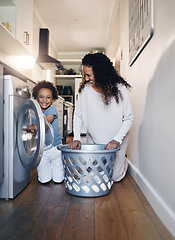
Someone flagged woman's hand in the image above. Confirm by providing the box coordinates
[69,140,81,150]
[105,140,119,150]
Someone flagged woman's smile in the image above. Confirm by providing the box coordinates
[83,65,96,87]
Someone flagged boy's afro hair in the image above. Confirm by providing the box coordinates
[32,80,58,100]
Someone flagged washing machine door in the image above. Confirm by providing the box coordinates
[17,99,53,170]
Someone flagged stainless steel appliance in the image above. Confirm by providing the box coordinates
[0,75,52,199]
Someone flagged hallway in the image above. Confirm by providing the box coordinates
[0,169,173,240]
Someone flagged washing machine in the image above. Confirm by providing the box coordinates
[0,75,53,199]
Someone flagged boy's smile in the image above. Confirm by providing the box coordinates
[37,88,54,112]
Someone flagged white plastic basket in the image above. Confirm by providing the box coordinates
[58,144,120,197]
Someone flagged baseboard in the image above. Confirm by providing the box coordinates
[128,160,175,238]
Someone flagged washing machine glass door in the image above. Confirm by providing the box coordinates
[17,99,53,170]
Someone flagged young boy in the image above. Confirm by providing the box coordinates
[32,80,64,183]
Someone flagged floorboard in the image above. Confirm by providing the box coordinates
[95,189,128,240]
[115,187,162,240]
[0,138,174,240]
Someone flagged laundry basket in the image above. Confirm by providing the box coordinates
[58,144,120,197]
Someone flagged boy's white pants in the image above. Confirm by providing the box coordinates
[37,146,64,183]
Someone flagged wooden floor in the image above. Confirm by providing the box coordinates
[0,138,174,240]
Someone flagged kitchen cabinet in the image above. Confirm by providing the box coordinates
[0,23,29,56]
[0,0,16,36]
[16,0,33,54]
[0,0,33,55]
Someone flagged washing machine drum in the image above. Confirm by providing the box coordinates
[17,99,53,170]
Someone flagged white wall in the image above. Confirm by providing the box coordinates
[106,0,175,237]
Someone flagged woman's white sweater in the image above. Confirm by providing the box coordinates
[73,83,134,144]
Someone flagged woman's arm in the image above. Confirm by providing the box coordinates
[73,95,83,141]
[113,87,134,144]
[68,94,83,150]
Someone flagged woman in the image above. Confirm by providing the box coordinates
[69,53,134,181]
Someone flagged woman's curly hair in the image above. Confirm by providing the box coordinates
[79,53,131,105]
[32,80,58,100]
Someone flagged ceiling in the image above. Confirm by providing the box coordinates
[34,0,116,57]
